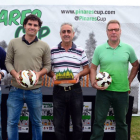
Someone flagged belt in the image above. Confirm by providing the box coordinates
[55,83,80,91]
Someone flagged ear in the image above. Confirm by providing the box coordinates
[73,32,75,36]
[38,27,40,31]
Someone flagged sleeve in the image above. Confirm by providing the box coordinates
[42,44,51,73]
[81,50,89,66]
[92,48,100,66]
[129,46,138,63]
[5,40,15,73]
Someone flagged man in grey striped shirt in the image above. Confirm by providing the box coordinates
[48,23,89,140]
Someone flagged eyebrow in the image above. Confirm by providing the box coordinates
[28,23,38,26]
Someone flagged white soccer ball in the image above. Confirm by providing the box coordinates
[19,70,36,88]
[96,72,112,88]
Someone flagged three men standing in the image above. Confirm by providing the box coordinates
[4,14,138,140]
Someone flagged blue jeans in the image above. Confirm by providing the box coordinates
[0,90,2,140]
[53,83,83,140]
[7,87,42,140]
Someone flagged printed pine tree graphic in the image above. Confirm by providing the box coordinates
[73,27,80,41]
[85,32,97,66]
[56,68,74,80]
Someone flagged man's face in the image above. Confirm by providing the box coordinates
[24,20,40,37]
[60,24,75,43]
[107,23,121,42]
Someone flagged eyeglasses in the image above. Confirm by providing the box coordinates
[107,28,120,32]
[61,30,72,34]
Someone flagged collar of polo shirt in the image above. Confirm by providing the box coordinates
[106,40,122,49]
[58,42,76,49]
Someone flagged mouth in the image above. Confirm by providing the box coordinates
[64,37,70,39]
[64,35,70,38]
[111,36,117,38]
[29,29,35,32]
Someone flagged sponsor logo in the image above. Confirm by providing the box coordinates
[111,127,114,130]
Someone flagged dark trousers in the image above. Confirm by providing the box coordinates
[90,90,129,140]
[53,83,83,140]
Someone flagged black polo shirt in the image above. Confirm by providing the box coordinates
[22,35,38,45]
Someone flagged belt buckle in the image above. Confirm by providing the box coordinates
[64,86,71,91]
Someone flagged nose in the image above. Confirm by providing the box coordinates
[112,30,116,33]
[64,32,68,35]
[31,25,34,28]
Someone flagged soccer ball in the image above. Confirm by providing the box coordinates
[96,72,112,88]
[19,70,36,88]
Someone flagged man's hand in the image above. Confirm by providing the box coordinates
[15,71,21,85]
[90,63,105,90]
[92,80,108,90]
[10,69,21,85]
[34,71,40,85]
[74,74,80,83]
[128,82,131,94]
[34,68,48,85]
[52,75,56,83]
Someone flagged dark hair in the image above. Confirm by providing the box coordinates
[23,14,42,28]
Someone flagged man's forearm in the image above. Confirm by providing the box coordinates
[128,60,139,84]
[90,64,97,86]
[78,65,90,77]
[38,68,48,78]
[10,69,18,78]
[128,67,139,84]
[90,68,96,86]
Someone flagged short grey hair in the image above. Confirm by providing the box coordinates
[60,23,75,32]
